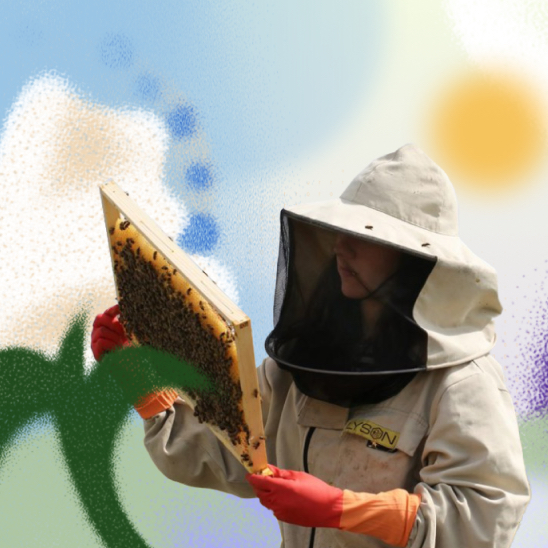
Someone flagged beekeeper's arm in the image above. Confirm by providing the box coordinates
[408,363,530,548]
[142,356,279,498]
[247,361,530,548]
[92,305,279,498]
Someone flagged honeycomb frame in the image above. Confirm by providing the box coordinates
[99,181,269,475]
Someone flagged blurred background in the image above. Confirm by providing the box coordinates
[0,1,547,546]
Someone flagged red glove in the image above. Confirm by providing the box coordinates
[246,465,420,547]
[91,304,179,419]
[91,304,130,361]
[246,465,343,528]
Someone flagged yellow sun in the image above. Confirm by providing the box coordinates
[427,70,547,191]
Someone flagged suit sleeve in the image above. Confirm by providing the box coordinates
[142,357,275,498]
[407,368,530,548]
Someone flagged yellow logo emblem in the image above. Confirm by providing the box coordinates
[343,419,400,450]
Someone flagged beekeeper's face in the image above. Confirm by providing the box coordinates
[333,233,402,299]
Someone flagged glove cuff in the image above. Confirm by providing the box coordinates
[339,488,421,547]
[135,389,180,419]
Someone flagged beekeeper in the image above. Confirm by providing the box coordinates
[92,144,530,548]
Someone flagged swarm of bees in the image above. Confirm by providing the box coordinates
[109,218,250,451]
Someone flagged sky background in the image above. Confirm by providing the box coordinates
[1,0,547,546]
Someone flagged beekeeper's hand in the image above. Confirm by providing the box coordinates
[246,465,342,527]
[246,465,420,548]
[91,304,179,419]
[91,304,130,361]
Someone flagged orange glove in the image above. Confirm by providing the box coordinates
[91,304,178,419]
[246,465,420,547]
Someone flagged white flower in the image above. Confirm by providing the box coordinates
[0,71,238,371]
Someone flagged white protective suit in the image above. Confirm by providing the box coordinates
[143,144,530,548]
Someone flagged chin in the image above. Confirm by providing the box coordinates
[341,283,368,300]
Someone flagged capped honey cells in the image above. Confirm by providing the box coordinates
[109,218,249,448]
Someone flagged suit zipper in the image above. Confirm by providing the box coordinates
[304,427,316,548]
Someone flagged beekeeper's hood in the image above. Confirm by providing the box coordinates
[265,144,502,407]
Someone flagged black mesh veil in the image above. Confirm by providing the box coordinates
[265,210,437,407]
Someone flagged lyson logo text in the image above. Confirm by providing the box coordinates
[343,419,400,450]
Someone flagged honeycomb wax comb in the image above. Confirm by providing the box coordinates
[99,181,270,475]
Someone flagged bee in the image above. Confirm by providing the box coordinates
[252,441,261,450]
[365,225,373,229]
[119,220,130,230]
[253,389,259,398]
[109,227,115,235]
[153,251,158,260]
[186,287,192,295]
[421,243,430,247]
